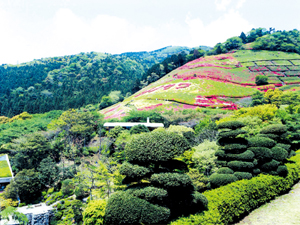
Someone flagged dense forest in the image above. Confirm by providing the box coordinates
[0,46,196,117]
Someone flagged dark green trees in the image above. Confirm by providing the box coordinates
[212,121,252,188]
[212,121,291,189]
[105,131,208,224]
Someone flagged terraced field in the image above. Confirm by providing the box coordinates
[101,50,300,119]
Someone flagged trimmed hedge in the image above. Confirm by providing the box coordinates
[248,136,276,148]
[125,187,168,204]
[105,192,170,225]
[227,161,254,171]
[170,151,300,225]
[271,147,288,161]
[125,131,190,163]
[276,143,291,152]
[233,172,253,180]
[226,150,255,161]
[217,167,234,174]
[209,174,238,189]
[217,138,248,147]
[260,124,287,134]
[119,162,151,181]
[222,144,247,151]
[217,121,245,130]
[150,173,193,190]
[218,130,247,139]
[261,159,280,172]
[256,133,279,140]
[248,147,273,162]
[215,150,226,158]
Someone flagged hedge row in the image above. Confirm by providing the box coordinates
[170,151,300,225]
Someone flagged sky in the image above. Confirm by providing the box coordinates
[0,0,299,65]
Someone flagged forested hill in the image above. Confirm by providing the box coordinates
[0,46,200,117]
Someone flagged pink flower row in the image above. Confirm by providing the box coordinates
[134,83,191,97]
[102,105,121,114]
[137,104,163,111]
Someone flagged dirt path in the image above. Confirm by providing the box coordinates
[235,182,300,225]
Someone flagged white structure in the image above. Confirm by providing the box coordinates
[104,117,164,130]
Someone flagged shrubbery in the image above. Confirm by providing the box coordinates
[105,130,208,224]
[171,151,300,225]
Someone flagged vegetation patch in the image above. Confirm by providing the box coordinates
[0,160,12,178]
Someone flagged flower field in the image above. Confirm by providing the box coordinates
[100,50,300,118]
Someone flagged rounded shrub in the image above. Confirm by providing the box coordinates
[222,144,248,151]
[125,131,190,163]
[277,165,288,177]
[130,124,150,135]
[219,130,247,139]
[227,161,254,171]
[216,167,234,174]
[261,159,280,172]
[215,150,226,158]
[217,121,245,130]
[271,147,288,161]
[248,136,276,148]
[260,124,287,134]
[209,173,238,189]
[126,187,168,205]
[256,134,279,140]
[253,168,261,174]
[248,147,273,162]
[233,172,253,180]
[275,143,291,152]
[119,162,151,182]
[215,160,227,167]
[289,150,296,158]
[226,150,255,161]
[217,137,248,147]
[105,192,170,225]
[150,173,193,190]
[192,191,208,210]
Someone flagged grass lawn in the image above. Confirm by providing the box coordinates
[0,160,12,178]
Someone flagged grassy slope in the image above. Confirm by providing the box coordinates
[101,50,300,119]
[0,160,12,178]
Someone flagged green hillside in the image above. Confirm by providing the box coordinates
[0,46,197,117]
[101,50,300,120]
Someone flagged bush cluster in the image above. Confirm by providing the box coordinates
[105,130,208,224]
[212,121,252,188]
[171,151,300,225]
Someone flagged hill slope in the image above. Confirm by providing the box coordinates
[101,50,300,120]
[0,46,199,117]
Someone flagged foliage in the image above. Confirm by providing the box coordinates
[167,125,195,136]
[0,206,29,225]
[255,75,268,85]
[105,191,170,225]
[0,48,190,117]
[106,130,207,224]
[192,140,218,175]
[125,131,190,163]
[264,89,283,107]
[61,179,74,197]
[83,199,107,225]
[129,124,149,135]
[122,109,164,123]
[37,157,60,188]
[3,169,42,204]
[106,126,125,139]
[209,173,238,189]
[171,151,300,225]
